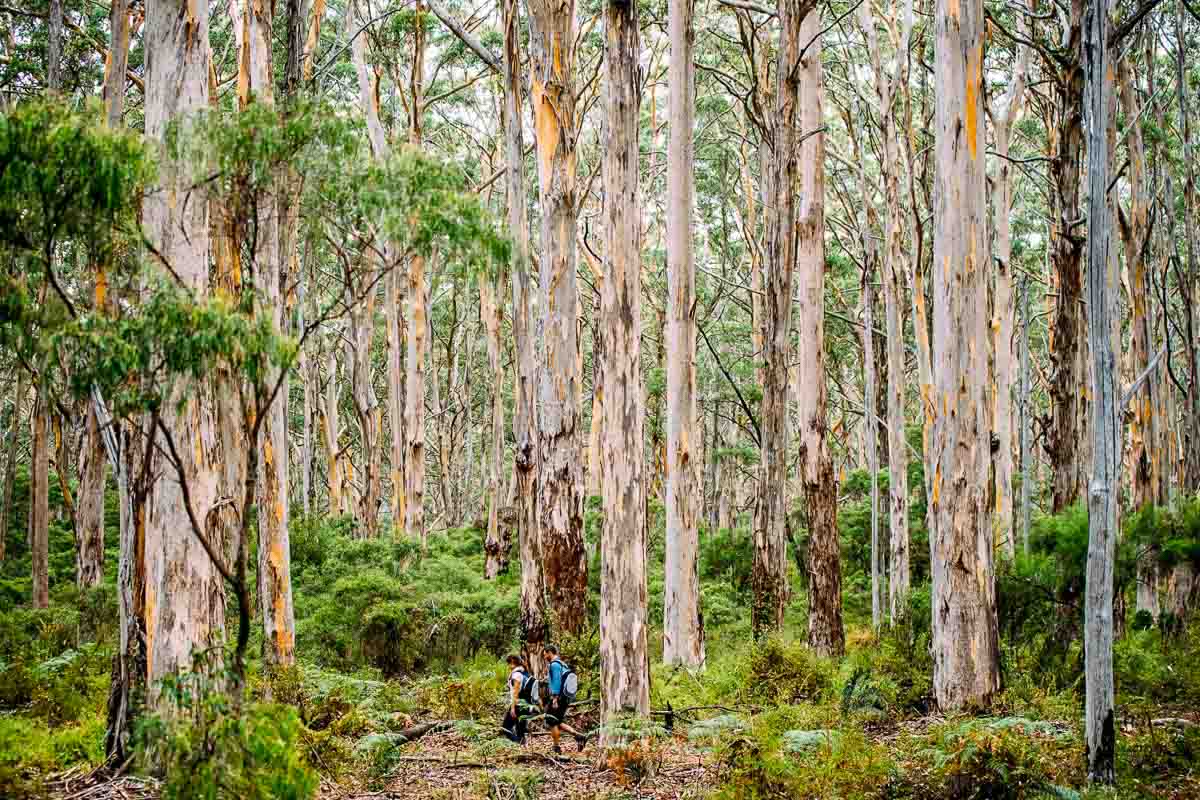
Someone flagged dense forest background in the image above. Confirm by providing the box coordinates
[2,0,1200,796]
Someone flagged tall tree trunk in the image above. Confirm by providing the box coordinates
[504,0,546,667]
[989,5,1028,559]
[47,0,63,92]
[387,268,405,530]
[1082,0,1116,781]
[663,0,704,667]
[929,0,999,710]
[1048,3,1088,513]
[404,3,430,546]
[1117,52,1160,619]
[242,0,296,672]
[144,0,227,706]
[482,275,508,577]
[795,13,842,656]
[528,0,588,634]
[859,0,913,625]
[753,0,812,640]
[322,343,344,514]
[862,273,882,631]
[1019,278,1033,553]
[31,385,50,609]
[0,370,25,563]
[77,403,106,589]
[1171,0,1200,618]
[599,0,650,741]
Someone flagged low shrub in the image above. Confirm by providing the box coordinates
[715,725,896,800]
[925,717,1081,800]
[742,636,834,705]
[141,674,319,800]
[1119,719,1200,785]
[474,767,543,800]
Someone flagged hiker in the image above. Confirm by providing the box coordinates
[501,653,533,744]
[542,645,586,753]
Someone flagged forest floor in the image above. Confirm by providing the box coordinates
[335,724,715,800]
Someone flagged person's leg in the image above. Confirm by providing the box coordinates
[547,699,564,752]
[501,710,518,742]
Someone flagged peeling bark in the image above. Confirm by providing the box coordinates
[528,0,588,634]
[663,0,704,668]
[752,0,814,640]
[599,0,650,740]
[1082,0,1116,780]
[144,0,227,706]
[795,13,842,657]
[929,0,999,710]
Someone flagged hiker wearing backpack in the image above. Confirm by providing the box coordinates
[542,645,586,753]
[501,654,534,744]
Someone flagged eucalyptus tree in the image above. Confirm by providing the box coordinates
[929,0,1000,710]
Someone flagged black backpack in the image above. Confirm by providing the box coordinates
[516,669,539,705]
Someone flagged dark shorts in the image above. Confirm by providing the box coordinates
[545,696,570,727]
[501,708,527,743]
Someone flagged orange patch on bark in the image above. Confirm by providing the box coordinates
[965,44,982,161]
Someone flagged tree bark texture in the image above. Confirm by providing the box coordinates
[1048,2,1089,513]
[144,0,227,705]
[0,371,25,563]
[76,403,106,589]
[989,7,1028,560]
[241,0,296,670]
[663,0,705,668]
[31,387,50,609]
[1082,0,1116,780]
[482,276,508,578]
[505,0,546,664]
[599,0,651,741]
[929,0,1000,710]
[528,0,588,635]
[795,13,843,657]
[752,0,813,640]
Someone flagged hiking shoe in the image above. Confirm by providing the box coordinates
[575,734,587,752]
[552,744,563,755]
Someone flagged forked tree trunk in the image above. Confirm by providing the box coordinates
[144,0,227,707]
[795,13,843,657]
[31,385,50,609]
[929,0,999,710]
[599,0,650,741]
[1082,0,1116,781]
[528,0,588,634]
[242,0,296,671]
[663,0,704,668]
[504,0,547,666]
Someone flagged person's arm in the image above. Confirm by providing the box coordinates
[510,673,520,713]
